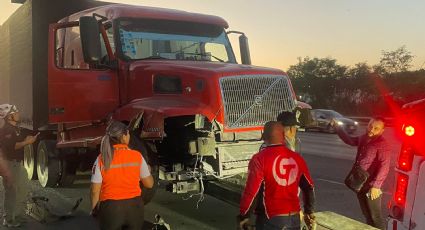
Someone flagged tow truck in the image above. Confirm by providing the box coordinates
[387,98,425,230]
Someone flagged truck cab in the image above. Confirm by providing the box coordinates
[2,2,300,200]
[387,98,425,230]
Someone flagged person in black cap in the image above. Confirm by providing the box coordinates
[277,111,301,152]
[259,111,300,152]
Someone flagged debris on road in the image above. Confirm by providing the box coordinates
[25,196,82,223]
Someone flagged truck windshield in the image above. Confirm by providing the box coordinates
[117,19,236,63]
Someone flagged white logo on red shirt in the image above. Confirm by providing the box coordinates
[272,156,298,186]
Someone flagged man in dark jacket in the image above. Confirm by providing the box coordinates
[334,117,390,229]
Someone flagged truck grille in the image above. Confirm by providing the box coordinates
[219,74,296,128]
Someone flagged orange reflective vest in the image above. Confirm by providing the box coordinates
[98,144,143,201]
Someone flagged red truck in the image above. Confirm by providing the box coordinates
[0,0,299,202]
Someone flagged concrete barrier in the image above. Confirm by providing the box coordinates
[315,211,378,230]
[205,181,379,230]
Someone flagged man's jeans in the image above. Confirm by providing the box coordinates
[263,214,301,230]
[357,191,384,229]
[2,160,29,222]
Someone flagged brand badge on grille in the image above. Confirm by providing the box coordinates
[254,95,263,106]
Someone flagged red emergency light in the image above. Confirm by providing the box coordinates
[397,145,414,172]
[404,125,415,137]
[390,173,409,220]
[394,173,408,206]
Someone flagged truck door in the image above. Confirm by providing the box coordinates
[47,23,119,123]
[410,161,425,229]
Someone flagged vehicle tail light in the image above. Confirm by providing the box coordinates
[391,173,409,220]
[404,125,415,137]
[397,145,413,171]
[394,173,408,205]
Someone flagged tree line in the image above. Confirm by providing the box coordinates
[287,46,425,116]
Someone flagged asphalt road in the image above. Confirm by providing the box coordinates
[0,126,402,230]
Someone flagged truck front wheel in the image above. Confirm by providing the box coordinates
[37,140,61,187]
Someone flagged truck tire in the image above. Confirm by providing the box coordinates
[24,143,37,180]
[37,140,61,187]
[59,158,78,187]
[129,132,158,205]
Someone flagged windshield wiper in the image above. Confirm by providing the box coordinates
[178,52,225,62]
[140,55,169,60]
[210,55,225,63]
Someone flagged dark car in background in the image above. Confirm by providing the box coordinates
[307,109,358,134]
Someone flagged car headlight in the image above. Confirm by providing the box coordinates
[354,121,359,125]
[337,121,344,126]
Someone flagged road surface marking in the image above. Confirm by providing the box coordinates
[317,178,392,195]
[317,178,345,186]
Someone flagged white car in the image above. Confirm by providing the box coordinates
[387,98,425,230]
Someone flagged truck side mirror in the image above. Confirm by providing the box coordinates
[239,34,251,65]
[79,16,101,65]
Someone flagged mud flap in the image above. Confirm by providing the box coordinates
[25,196,82,223]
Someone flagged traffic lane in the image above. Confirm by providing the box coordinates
[299,126,401,162]
[303,154,394,223]
[300,127,400,190]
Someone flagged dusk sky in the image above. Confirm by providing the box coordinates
[1,0,424,71]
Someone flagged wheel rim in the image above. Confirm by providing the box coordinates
[24,145,34,180]
[37,147,49,187]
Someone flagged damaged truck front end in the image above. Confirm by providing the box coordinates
[116,72,297,194]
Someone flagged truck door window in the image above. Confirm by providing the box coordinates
[99,26,115,64]
[56,25,113,69]
[55,26,89,70]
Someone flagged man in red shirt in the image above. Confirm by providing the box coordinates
[238,121,316,230]
[334,117,390,229]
